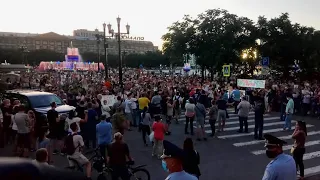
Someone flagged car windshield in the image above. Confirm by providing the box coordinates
[28,94,64,108]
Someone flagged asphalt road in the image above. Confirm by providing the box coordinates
[1,110,320,180]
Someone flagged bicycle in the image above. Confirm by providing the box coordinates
[66,147,151,180]
[96,161,151,180]
[65,147,102,172]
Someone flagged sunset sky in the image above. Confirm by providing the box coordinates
[1,0,319,48]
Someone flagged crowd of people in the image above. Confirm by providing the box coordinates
[0,68,316,179]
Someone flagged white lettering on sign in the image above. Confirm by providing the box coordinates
[120,35,144,41]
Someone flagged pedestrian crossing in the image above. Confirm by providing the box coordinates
[178,109,320,177]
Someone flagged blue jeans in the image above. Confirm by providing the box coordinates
[132,109,139,127]
[284,114,292,130]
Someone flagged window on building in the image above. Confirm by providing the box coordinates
[42,41,47,45]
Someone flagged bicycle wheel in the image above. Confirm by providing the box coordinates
[129,168,151,180]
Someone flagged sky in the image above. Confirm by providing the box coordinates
[1,0,320,48]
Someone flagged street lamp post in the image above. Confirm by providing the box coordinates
[20,46,29,65]
[107,16,130,89]
[95,35,101,72]
[103,23,108,79]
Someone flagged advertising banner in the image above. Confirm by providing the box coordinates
[237,79,265,89]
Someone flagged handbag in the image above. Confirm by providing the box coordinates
[185,112,195,117]
[149,131,154,142]
[290,147,295,154]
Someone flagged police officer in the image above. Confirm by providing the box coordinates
[262,134,296,180]
[161,140,197,180]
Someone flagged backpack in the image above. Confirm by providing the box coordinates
[64,134,77,155]
[254,101,262,111]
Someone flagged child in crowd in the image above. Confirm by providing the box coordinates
[36,128,51,163]
[152,115,165,159]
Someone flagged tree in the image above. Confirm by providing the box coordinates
[123,51,169,68]
[0,48,22,64]
[162,15,196,66]
[255,13,317,78]
[163,9,320,79]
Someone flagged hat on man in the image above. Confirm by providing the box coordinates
[161,140,185,159]
[264,134,287,147]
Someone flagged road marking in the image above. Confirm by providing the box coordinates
[194,117,282,129]
[215,124,314,139]
[188,116,275,127]
[233,131,320,147]
[305,165,320,176]
[304,151,320,160]
[252,140,320,155]
[179,112,267,121]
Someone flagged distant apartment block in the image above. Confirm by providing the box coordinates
[0,29,158,55]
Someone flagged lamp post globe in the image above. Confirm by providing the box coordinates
[126,23,130,34]
[107,23,112,33]
[116,16,121,25]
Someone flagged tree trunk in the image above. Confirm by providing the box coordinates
[201,65,205,84]
[210,67,214,81]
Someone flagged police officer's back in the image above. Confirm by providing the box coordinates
[161,140,197,180]
[262,134,296,180]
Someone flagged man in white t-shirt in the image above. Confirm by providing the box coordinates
[67,122,92,179]
[65,110,87,133]
[124,93,134,130]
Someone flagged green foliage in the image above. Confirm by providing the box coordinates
[162,9,320,79]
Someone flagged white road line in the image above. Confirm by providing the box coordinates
[252,140,320,155]
[215,124,314,139]
[179,113,267,121]
[218,121,294,132]
[305,165,320,176]
[193,117,280,128]
[304,151,320,160]
[233,131,320,147]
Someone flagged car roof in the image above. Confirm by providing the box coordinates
[5,89,54,97]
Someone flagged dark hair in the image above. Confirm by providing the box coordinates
[70,122,78,132]
[50,102,56,108]
[211,100,216,105]
[87,102,93,108]
[68,110,75,119]
[154,115,161,122]
[18,104,25,112]
[35,148,48,163]
[297,121,307,136]
[189,98,194,104]
[117,96,122,101]
[183,137,194,151]
[142,106,148,119]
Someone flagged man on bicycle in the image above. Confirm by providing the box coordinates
[66,122,92,179]
[107,132,134,180]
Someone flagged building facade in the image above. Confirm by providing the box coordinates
[0,30,157,55]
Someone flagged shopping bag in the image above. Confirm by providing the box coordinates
[149,131,154,142]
